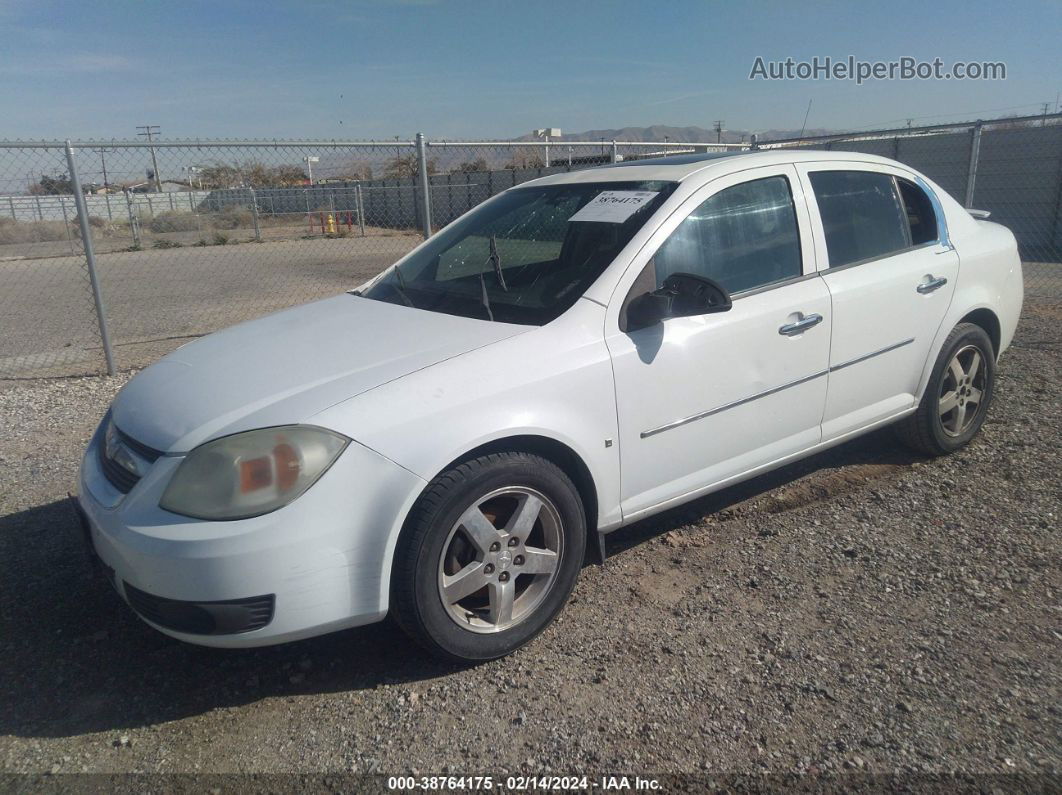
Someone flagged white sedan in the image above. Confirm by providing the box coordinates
[78,150,1023,661]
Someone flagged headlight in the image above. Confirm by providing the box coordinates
[160,426,348,520]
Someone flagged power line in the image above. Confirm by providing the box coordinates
[850,102,1053,132]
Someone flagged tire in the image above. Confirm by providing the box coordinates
[391,452,586,662]
[897,322,995,456]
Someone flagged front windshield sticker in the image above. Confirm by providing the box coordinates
[568,190,660,223]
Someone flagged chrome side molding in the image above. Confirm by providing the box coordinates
[640,338,916,438]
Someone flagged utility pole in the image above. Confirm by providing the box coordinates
[136,125,162,191]
[91,147,114,189]
[713,120,724,144]
[1042,103,1050,126]
[304,156,319,185]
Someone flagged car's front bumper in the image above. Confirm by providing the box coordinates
[77,421,426,648]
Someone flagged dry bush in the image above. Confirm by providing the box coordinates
[211,205,254,229]
[148,210,201,233]
[0,217,71,244]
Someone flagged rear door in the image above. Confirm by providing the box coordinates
[796,165,959,439]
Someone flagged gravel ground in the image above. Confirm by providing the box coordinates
[0,301,1058,785]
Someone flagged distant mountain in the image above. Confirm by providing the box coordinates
[513,124,834,144]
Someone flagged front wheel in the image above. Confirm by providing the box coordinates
[897,322,995,456]
[391,452,586,662]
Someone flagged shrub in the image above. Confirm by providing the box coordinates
[210,205,253,230]
[152,239,183,249]
[148,210,200,233]
[212,232,229,245]
[0,218,70,244]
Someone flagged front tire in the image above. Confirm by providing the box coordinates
[897,322,995,456]
[391,452,586,662]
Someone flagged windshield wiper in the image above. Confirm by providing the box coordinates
[488,235,508,291]
[475,235,507,322]
[390,265,415,308]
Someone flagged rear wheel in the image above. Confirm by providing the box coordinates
[391,452,585,662]
[897,323,995,456]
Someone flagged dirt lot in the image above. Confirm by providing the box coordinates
[0,302,1058,785]
[0,233,419,378]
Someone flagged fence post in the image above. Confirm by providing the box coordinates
[125,190,141,248]
[7,196,14,220]
[104,192,112,221]
[249,186,262,242]
[415,133,433,238]
[750,134,758,151]
[65,141,116,376]
[355,182,366,236]
[35,194,43,220]
[964,120,984,208]
[611,140,619,163]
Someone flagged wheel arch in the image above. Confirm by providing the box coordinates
[958,307,1001,358]
[436,434,600,542]
[383,433,602,615]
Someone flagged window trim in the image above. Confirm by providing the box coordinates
[800,164,951,274]
[729,269,822,300]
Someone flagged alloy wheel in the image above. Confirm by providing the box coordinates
[939,344,987,437]
[437,486,563,634]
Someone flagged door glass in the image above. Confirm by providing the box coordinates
[653,175,802,294]
[808,170,910,267]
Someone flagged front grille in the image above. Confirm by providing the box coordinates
[115,426,163,462]
[97,421,162,494]
[98,443,139,492]
[124,583,275,635]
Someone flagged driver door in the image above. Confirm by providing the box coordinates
[605,166,832,521]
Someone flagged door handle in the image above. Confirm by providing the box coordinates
[778,312,823,336]
[917,276,948,294]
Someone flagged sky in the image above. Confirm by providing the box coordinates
[0,0,1059,141]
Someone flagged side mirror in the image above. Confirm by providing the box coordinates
[625,272,732,331]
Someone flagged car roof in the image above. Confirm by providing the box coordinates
[520,148,906,186]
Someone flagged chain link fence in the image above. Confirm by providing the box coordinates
[0,118,1058,379]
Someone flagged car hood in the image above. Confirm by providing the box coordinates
[111,294,528,453]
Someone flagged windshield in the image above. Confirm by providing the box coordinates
[362,180,677,325]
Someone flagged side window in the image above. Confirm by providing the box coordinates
[808,170,909,267]
[896,178,938,245]
[653,175,802,295]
